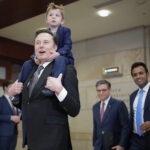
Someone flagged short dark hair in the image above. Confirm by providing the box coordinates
[95,80,111,89]
[2,80,13,91]
[34,29,58,45]
[131,62,149,76]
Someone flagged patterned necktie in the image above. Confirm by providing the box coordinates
[11,104,16,115]
[136,89,144,136]
[29,65,44,97]
[9,97,16,115]
[100,102,105,121]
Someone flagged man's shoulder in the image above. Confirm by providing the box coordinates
[0,95,5,101]
[110,97,125,106]
[66,64,76,74]
[130,89,138,97]
[93,101,100,109]
[111,97,122,102]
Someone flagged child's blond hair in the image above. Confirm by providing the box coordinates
[46,3,64,19]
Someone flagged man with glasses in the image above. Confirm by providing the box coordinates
[92,80,129,150]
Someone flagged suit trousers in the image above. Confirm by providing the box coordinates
[0,134,17,150]
[129,132,150,150]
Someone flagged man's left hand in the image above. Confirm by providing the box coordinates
[112,145,124,150]
[140,121,150,132]
[45,73,63,95]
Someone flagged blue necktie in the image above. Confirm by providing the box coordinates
[136,89,144,136]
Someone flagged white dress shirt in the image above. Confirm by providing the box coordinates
[133,82,150,134]
[4,94,16,113]
[100,96,111,112]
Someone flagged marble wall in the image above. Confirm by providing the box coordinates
[69,27,148,150]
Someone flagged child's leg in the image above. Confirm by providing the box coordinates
[42,56,68,96]
[53,56,68,80]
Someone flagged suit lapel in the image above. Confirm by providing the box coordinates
[101,98,113,124]
[95,102,101,126]
[144,87,150,112]
[131,90,138,108]
[22,64,38,101]
[3,96,14,114]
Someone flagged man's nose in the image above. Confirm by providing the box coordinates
[99,91,103,94]
[39,43,44,47]
[136,74,141,78]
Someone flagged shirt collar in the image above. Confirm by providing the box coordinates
[40,61,51,69]
[138,82,150,93]
[100,96,111,105]
[4,94,10,100]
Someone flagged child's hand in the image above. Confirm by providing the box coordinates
[34,56,41,65]
[49,51,60,61]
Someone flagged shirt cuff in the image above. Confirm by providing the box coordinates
[56,87,67,102]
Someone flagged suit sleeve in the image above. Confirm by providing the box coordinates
[118,101,130,147]
[92,106,97,147]
[0,100,11,122]
[13,59,35,109]
[59,65,80,117]
[57,28,72,55]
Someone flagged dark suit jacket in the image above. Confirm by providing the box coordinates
[20,62,80,150]
[0,95,18,149]
[54,25,74,65]
[93,97,129,150]
[129,87,150,132]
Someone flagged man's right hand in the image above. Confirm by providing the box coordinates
[9,81,23,97]
[11,115,20,123]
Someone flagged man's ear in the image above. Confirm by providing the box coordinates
[54,45,58,51]
[147,72,150,78]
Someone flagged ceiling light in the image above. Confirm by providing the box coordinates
[97,9,111,17]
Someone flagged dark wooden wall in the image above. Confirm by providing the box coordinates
[0,37,33,85]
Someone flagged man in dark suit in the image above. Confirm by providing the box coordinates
[0,80,20,150]
[129,62,150,150]
[93,80,129,150]
[9,29,80,150]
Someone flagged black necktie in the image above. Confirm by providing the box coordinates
[28,65,44,97]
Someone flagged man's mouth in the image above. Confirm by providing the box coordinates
[39,50,45,54]
[136,79,143,83]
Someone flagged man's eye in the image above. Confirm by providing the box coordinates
[139,72,144,75]
[36,42,40,45]
[132,74,137,77]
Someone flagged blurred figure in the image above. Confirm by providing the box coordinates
[93,80,129,150]
[0,80,20,150]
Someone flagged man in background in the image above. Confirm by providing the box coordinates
[129,62,150,150]
[93,80,129,150]
[0,80,20,150]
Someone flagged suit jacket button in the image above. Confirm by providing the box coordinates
[102,131,105,134]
